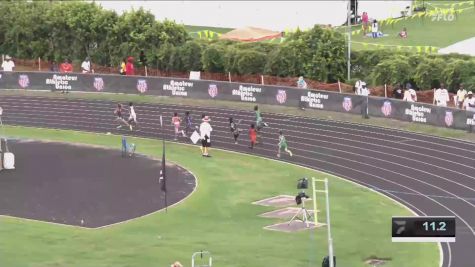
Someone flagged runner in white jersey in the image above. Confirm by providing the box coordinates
[127,102,137,131]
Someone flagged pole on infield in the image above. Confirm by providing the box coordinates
[312,177,335,267]
[325,178,335,267]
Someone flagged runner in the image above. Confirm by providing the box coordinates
[249,123,257,149]
[254,105,268,143]
[114,103,129,129]
[183,111,193,136]
[127,102,137,131]
[229,117,242,144]
[172,112,185,140]
[277,130,293,158]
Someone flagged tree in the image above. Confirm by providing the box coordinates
[236,50,267,75]
[201,45,226,73]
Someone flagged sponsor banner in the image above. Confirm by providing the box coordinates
[161,79,194,97]
[45,74,78,91]
[0,71,473,130]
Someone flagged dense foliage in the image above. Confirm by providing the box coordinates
[0,1,189,66]
[1,1,474,89]
[352,50,475,91]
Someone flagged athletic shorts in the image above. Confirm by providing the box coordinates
[201,139,211,147]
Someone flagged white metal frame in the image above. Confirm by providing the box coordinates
[312,177,335,267]
[191,251,212,267]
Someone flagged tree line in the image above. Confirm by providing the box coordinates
[1,1,474,90]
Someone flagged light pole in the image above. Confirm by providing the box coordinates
[347,0,352,82]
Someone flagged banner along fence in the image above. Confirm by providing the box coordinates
[0,71,474,130]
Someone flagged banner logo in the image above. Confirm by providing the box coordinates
[381,101,392,117]
[18,74,30,88]
[276,90,287,104]
[136,79,148,93]
[342,97,352,112]
[208,84,218,98]
[93,77,104,91]
[444,111,453,127]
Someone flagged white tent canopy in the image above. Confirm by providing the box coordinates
[438,37,475,57]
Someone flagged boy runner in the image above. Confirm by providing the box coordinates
[277,130,293,158]
[184,111,193,136]
[114,103,129,129]
[249,123,257,149]
[127,102,137,131]
[229,117,241,144]
[172,112,185,140]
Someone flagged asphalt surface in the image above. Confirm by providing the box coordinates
[0,139,195,228]
[1,95,474,267]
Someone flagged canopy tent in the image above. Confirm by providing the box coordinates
[438,37,475,57]
[219,26,282,42]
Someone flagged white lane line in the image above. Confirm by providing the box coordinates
[4,102,475,170]
[7,110,475,188]
[4,95,475,152]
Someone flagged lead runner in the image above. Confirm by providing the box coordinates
[277,130,293,158]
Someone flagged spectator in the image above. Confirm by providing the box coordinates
[393,84,403,99]
[50,60,59,72]
[171,261,183,267]
[357,82,370,119]
[362,12,369,36]
[81,56,93,74]
[354,80,366,95]
[456,83,467,109]
[139,50,147,67]
[60,59,73,73]
[403,85,417,102]
[464,91,475,112]
[398,27,408,38]
[371,20,378,38]
[119,58,126,75]
[434,83,449,107]
[297,76,307,89]
[125,56,135,76]
[1,55,15,72]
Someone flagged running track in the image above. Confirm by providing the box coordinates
[1,95,474,267]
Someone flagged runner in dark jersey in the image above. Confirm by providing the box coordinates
[114,103,129,129]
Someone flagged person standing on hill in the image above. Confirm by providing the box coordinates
[362,12,369,36]
[371,19,378,38]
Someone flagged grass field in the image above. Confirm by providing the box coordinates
[0,126,438,267]
[350,0,475,50]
